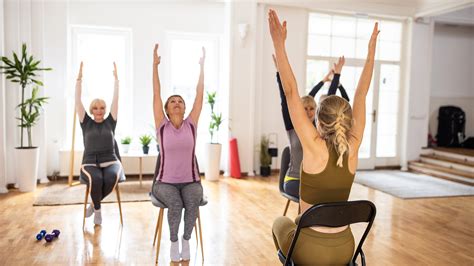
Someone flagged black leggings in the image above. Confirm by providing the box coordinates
[80,162,123,210]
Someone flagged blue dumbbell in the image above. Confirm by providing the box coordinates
[36,230,47,241]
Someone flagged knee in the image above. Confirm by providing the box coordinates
[272,216,294,234]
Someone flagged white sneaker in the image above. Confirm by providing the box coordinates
[181,237,190,261]
[94,209,102,225]
[170,240,180,262]
[85,204,94,218]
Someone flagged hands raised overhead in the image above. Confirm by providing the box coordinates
[153,44,161,66]
[113,62,118,81]
[268,9,287,49]
[77,62,83,80]
[333,56,345,74]
[199,47,206,68]
[368,22,380,58]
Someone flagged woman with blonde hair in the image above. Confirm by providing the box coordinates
[76,62,124,225]
[268,9,379,264]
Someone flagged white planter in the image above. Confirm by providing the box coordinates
[14,147,40,192]
[205,143,222,181]
[121,144,130,153]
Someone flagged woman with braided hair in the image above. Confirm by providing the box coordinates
[268,9,379,264]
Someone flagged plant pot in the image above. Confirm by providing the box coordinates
[121,144,130,153]
[14,147,40,192]
[142,146,149,154]
[205,143,222,181]
[260,166,271,177]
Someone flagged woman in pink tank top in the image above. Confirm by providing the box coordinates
[151,44,205,263]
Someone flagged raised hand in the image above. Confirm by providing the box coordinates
[322,68,333,82]
[333,56,345,74]
[77,62,83,80]
[268,9,287,49]
[199,47,206,68]
[113,62,118,80]
[368,22,380,58]
[153,44,161,65]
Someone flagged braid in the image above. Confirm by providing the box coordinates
[334,113,349,167]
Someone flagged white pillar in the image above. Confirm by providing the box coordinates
[0,0,8,193]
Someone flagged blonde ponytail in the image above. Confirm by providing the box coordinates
[316,96,353,168]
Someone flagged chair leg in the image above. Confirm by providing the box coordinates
[83,184,90,230]
[155,208,164,265]
[283,199,290,216]
[115,184,123,225]
[153,209,161,246]
[197,209,204,262]
[194,223,198,246]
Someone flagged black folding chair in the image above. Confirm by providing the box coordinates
[278,200,376,266]
[279,146,299,216]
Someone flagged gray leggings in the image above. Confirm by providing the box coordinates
[152,181,203,242]
[80,163,123,210]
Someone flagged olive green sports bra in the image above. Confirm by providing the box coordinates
[300,142,355,205]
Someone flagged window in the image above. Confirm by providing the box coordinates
[68,26,132,150]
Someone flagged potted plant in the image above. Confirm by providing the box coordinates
[260,135,272,176]
[121,136,132,153]
[139,134,152,154]
[0,43,52,192]
[205,91,223,181]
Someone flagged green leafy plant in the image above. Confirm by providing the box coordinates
[206,91,223,143]
[0,43,52,148]
[260,135,272,167]
[121,136,132,145]
[139,135,152,147]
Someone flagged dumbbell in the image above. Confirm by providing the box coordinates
[36,230,47,241]
[44,229,61,243]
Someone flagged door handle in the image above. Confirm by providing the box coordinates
[372,109,377,123]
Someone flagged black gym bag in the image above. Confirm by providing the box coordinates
[436,106,466,147]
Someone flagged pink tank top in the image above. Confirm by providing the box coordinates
[156,117,200,183]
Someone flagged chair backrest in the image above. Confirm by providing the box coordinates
[114,139,122,162]
[285,200,376,265]
[279,146,290,193]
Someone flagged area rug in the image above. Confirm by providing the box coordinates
[33,180,153,206]
[355,170,474,199]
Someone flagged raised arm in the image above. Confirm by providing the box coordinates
[75,62,86,123]
[273,54,294,130]
[189,47,205,125]
[268,9,318,148]
[338,84,350,102]
[153,44,165,128]
[349,23,379,149]
[328,56,344,96]
[110,62,119,120]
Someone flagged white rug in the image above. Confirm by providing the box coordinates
[355,170,474,199]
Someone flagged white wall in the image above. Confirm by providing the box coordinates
[429,23,474,138]
[400,18,435,167]
[0,0,8,192]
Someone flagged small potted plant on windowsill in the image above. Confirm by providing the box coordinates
[260,135,272,177]
[121,136,132,153]
[139,135,152,155]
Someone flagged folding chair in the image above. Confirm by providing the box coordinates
[279,146,299,216]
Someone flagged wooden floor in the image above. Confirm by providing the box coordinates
[1,175,473,265]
